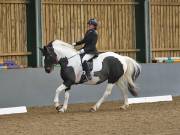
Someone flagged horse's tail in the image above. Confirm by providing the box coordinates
[123,56,141,96]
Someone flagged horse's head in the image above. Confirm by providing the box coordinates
[39,44,57,73]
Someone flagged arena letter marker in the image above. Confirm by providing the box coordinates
[128,95,173,104]
[0,106,27,115]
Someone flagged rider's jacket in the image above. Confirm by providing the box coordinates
[75,29,98,54]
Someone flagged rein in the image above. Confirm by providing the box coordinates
[67,53,79,60]
[55,53,79,66]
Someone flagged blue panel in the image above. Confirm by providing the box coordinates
[0,64,180,107]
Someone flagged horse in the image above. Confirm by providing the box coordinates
[39,40,141,112]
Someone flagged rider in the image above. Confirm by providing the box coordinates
[72,18,98,80]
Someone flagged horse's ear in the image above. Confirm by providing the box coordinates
[39,48,45,56]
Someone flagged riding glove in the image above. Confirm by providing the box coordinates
[79,49,85,54]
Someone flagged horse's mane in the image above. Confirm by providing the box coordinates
[53,40,77,52]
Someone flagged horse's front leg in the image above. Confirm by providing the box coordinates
[54,84,67,110]
[59,91,70,112]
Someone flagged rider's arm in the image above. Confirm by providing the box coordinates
[75,34,88,46]
[75,39,85,46]
[83,31,98,53]
[75,30,97,52]
[75,30,92,46]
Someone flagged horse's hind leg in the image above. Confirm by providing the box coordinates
[116,79,129,110]
[90,83,114,112]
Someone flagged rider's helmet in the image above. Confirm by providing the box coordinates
[87,18,98,27]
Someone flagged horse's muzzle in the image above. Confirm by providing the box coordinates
[45,67,51,73]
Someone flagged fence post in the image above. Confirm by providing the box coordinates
[27,0,36,67]
[144,0,152,63]
[27,0,42,67]
[35,0,42,67]
[135,0,146,63]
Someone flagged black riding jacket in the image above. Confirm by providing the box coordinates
[76,29,98,54]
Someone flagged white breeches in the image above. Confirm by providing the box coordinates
[82,54,94,62]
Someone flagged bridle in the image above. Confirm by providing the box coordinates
[46,45,80,66]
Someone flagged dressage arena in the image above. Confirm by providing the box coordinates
[1,1,180,134]
[0,97,180,135]
[1,64,180,135]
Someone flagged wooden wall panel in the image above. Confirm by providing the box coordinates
[0,0,29,66]
[1,0,180,65]
[42,0,138,59]
[150,0,180,58]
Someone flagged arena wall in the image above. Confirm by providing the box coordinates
[0,63,180,107]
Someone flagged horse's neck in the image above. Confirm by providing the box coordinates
[53,43,77,60]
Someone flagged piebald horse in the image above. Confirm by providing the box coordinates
[40,40,141,112]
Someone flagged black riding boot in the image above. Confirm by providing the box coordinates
[82,60,92,80]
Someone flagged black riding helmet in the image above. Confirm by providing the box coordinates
[87,18,98,26]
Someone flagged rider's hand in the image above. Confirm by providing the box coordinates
[72,42,76,46]
[79,49,85,54]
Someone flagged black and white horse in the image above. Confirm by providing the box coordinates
[40,40,141,112]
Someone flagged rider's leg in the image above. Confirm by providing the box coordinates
[82,54,94,80]
[82,60,92,80]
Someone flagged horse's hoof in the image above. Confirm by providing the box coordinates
[59,109,64,113]
[89,106,96,112]
[120,105,129,110]
[56,106,61,111]
[55,105,62,112]
[58,108,66,113]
